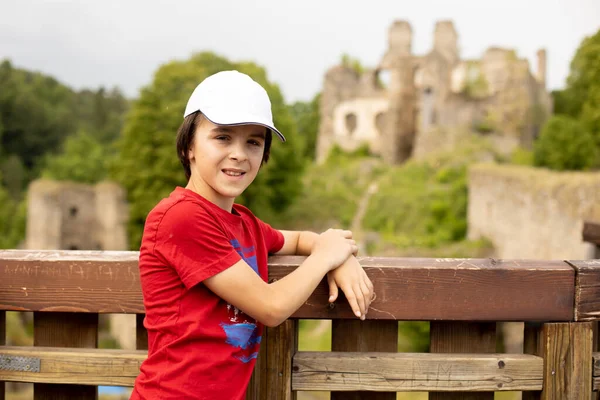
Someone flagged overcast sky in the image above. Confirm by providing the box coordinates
[1,0,599,103]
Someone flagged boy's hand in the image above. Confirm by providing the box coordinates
[327,256,374,320]
[311,229,358,271]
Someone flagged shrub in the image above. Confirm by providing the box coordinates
[533,115,598,171]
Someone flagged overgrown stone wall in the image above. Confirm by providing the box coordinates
[468,164,600,259]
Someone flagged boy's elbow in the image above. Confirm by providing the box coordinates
[261,301,288,328]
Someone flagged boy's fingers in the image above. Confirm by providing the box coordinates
[353,283,366,320]
[344,290,361,319]
[327,275,338,303]
[360,281,372,312]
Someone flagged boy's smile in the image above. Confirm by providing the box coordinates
[186,117,266,211]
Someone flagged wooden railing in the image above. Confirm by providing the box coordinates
[0,251,599,399]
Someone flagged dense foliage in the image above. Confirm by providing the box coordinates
[538,28,600,170]
[533,116,597,171]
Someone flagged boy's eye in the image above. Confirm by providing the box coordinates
[215,135,229,141]
[248,140,262,146]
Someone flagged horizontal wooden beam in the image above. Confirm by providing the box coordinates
[583,221,600,245]
[0,346,545,392]
[292,352,542,392]
[0,250,575,321]
[567,260,600,321]
[0,346,145,386]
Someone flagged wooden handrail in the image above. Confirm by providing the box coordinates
[0,250,577,321]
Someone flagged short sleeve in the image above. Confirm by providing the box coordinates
[257,218,284,254]
[153,202,241,289]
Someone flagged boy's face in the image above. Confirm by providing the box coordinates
[187,117,266,210]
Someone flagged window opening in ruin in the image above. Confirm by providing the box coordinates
[375,69,390,89]
[68,245,79,250]
[375,112,386,135]
[422,87,435,129]
[345,113,357,136]
[69,206,78,217]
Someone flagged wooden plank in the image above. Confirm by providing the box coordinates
[0,311,4,400]
[0,251,576,321]
[568,259,600,321]
[331,320,398,399]
[430,322,496,400]
[34,312,98,400]
[0,250,142,313]
[0,346,145,386]
[584,221,600,245]
[523,322,544,400]
[292,352,543,391]
[247,320,297,400]
[594,352,600,378]
[540,322,593,399]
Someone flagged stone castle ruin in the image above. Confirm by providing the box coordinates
[26,180,128,251]
[25,179,135,350]
[316,20,552,164]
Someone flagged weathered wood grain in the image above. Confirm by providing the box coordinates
[33,312,99,399]
[567,259,600,321]
[292,352,543,392]
[0,311,4,400]
[247,320,297,400]
[0,251,576,321]
[430,322,496,400]
[331,320,398,399]
[540,322,593,399]
[0,346,145,386]
[583,221,600,245]
[0,347,545,392]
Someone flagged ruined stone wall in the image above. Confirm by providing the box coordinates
[468,165,600,259]
[316,66,360,163]
[26,179,134,350]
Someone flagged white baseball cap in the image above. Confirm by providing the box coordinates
[183,70,286,142]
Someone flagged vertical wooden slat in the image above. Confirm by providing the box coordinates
[539,322,592,400]
[0,311,5,400]
[33,312,98,400]
[429,321,496,400]
[247,320,297,400]
[593,321,599,400]
[523,322,543,400]
[136,313,148,351]
[330,320,398,400]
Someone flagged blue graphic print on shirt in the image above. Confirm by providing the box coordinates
[220,238,262,363]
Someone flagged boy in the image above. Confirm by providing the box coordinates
[131,70,374,399]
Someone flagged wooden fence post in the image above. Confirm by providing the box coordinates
[247,320,298,400]
[0,311,4,400]
[429,321,496,400]
[525,322,592,399]
[330,320,398,400]
[33,312,98,400]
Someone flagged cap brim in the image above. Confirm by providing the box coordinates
[201,112,286,142]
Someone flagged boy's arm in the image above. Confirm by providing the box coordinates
[275,230,319,256]
[275,229,373,319]
[204,229,367,328]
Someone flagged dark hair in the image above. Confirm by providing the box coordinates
[176,112,273,180]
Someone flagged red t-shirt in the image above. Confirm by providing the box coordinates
[131,187,284,400]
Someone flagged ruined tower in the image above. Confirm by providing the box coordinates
[380,21,417,164]
[26,179,128,251]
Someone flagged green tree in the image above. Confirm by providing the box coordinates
[41,131,114,183]
[533,115,597,171]
[564,29,600,119]
[289,94,320,160]
[113,52,304,248]
[0,174,26,248]
[0,60,76,175]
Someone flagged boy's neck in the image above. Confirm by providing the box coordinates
[185,180,235,213]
